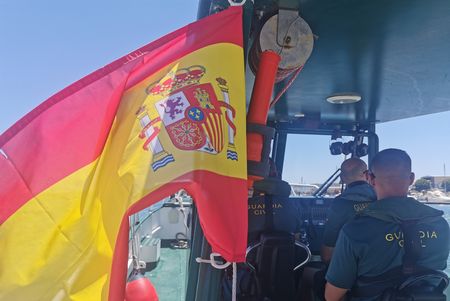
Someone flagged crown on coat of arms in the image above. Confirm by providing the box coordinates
[146,65,206,96]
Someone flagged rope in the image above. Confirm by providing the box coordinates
[269,65,303,108]
[267,15,305,107]
[227,0,249,6]
[174,190,189,230]
[232,262,237,301]
[130,215,139,269]
[277,16,301,58]
[0,148,7,159]
[196,253,237,301]
[196,252,231,269]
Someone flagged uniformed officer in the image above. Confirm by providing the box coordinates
[325,148,450,301]
[321,157,377,263]
[301,158,376,301]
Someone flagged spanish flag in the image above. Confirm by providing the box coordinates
[0,7,247,301]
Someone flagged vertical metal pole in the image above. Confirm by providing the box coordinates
[186,206,202,301]
[367,124,378,168]
[194,238,222,301]
[186,205,222,301]
[272,131,287,177]
[444,163,447,192]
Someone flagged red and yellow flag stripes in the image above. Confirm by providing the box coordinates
[0,7,247,301]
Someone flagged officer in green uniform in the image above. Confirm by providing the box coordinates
[325,148,450,301]
[301,158,376,301]
[321,157,377,263]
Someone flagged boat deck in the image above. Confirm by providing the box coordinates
[145,245,189,301]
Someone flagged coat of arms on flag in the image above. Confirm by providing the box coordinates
[136,65,239,171]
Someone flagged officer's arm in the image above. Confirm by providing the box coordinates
[325,228,357,300]
[322,202,348,263]
[325,283,347,301]
[321,245,334,263]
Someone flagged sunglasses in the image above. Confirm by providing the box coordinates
[364,170,376,179]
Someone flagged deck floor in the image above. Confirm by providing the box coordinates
[145,247,189,301]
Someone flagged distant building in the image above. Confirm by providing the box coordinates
[290,183,319,196]
[327,185,342,196]
[289,183,341,196]
[422,176,450,189]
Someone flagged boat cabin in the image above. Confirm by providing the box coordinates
[129,0,450,300]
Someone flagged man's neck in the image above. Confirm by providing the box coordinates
[377,193,408,200]
[347,180,367,188]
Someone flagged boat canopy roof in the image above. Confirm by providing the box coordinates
[202,0,450,132]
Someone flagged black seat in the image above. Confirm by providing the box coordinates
[244,178,310,301]
[352,269,449,301]
[223,177,307,301]
[379,270,449,301]
[246,231,311,301]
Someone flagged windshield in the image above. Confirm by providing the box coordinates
[283,134,363,197]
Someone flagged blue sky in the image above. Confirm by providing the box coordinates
[1,0,449,184]
[0,0,198,132]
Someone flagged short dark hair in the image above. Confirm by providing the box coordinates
[341,157,367,182]
[371,148,411,176]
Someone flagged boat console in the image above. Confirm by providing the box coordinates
[295,196,334,255]
[248,195,334,255]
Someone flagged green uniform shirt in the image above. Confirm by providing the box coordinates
[323,181,376,247]
[326,197,450,300]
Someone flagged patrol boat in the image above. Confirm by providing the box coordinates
[2,0,450,300]
[127,0,450,300]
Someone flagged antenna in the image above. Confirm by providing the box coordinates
[444,163,447,192]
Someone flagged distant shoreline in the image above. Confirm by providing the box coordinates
[410,190,450,204]
[417,197,450,204]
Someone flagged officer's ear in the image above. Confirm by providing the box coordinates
[409,172,415,185]
[363,170,370,182]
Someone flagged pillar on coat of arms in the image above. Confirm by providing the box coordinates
[136,105,175,171]
[216,78,238,161]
